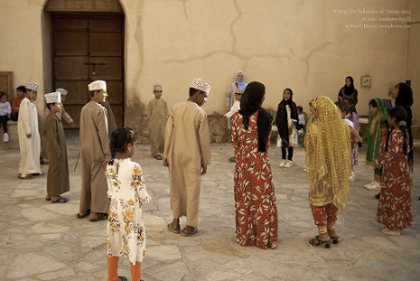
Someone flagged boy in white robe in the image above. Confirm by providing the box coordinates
[17,82,41,179]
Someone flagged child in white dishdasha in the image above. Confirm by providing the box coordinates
[106,127,151,281]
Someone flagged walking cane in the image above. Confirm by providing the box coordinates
[74,152,80,173]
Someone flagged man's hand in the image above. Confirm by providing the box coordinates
[163,158,169,167]
[26,133,32,138]
[201,164,207,175]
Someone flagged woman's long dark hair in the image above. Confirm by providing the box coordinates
[388,106,408,156]
[395,82,414,168]
[239,81,272,152]
[109,127,138,164]
[382,120,391,152]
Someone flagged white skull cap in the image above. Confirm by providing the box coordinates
[190,78,210,94]
[44,92,61,104]
[88,80,107,93]
[26,81,39,91]
[56,88,68,96]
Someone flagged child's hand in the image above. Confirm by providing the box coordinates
[358,136,363,142]
[26,133,32,138]
[163,158,169,167]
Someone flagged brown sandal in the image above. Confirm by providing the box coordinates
[167,223,181,234]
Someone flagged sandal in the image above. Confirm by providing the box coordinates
[77,209,90,219]
[51,196,68,203]
[89,213,108,222]
[118,276,128,281]
[181,226,198,237]
[309,235,331,248]
[330,236,340,244]
[45,196,51,201]
[18,175,33,180]
[167,223,181,234]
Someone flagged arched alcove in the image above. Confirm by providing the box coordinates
[43,0,125,129]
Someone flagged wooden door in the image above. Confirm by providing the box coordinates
[52,14,124,129]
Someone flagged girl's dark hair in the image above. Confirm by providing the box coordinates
[368,99,378,108]
[17,86,26,93]
[388,106,408,155]
[297,106,303,112]
[336,100,350,114]
[343,96,357,114]
[381,120,390,152]
[0,91,6,98]
[109,127,138,164]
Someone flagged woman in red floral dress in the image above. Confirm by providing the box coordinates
[376,106,412,235]
[231,81,278,249]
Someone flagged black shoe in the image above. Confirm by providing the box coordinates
[374,192,380,200]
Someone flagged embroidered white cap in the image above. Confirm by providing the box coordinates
[88,80,107,93]
[153,83,162,91]
[44,92,61,104]
[190,78,211,94]
[56,88,68,96]
[26,81,40,92]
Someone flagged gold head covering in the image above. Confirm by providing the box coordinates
[305,96,351,212]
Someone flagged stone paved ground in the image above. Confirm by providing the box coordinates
[1,137,419,281]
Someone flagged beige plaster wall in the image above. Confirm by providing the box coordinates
[124,0,411,119]
[0,0,415,132]
[0,0,47,112]
[408,0,420,126]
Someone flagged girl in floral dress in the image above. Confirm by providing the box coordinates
[232,81,278,249]
[376,106,412,236]
[106,127,151,281]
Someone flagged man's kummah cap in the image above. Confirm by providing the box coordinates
[44,92,61,104]
[153,84,163,92]
[190,78,211,94]
[56,88,68,96]
[26,82,39,92]
[88,80,107,93]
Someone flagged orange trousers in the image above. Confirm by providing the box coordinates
[310,203,338,234]
[107,256,141,281]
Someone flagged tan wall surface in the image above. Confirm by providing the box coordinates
[0,0,416,131]
[408,0,420,126]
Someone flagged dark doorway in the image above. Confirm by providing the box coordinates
[51,13,124,128]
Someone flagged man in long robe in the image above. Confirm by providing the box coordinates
[17,82,41,179]
[147,83,169,160]
[100,100,117,136]
[164,78,211,236]
[44,92,70,202]
[78,80,111,221]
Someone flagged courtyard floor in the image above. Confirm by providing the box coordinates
[1,138,419,281]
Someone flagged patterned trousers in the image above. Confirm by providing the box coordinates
[310,203,338,234]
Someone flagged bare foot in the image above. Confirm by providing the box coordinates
[318,233,330,242]
[170,218,180,230]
